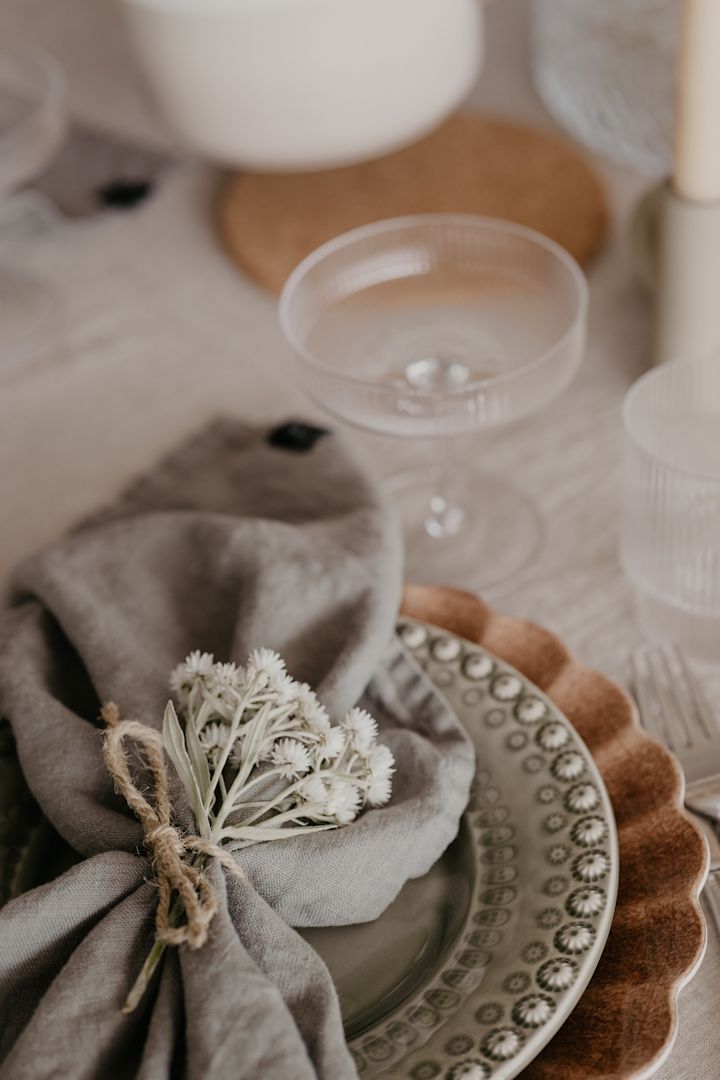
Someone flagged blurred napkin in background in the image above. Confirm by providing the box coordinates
[32,122,178,217]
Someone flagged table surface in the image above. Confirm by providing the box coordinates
[1,1,718,1077]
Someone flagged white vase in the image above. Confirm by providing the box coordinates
[120,0,485,170]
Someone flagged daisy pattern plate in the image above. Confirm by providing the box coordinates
[303,619,619,1080]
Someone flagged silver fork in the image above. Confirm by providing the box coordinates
[631,642,720,930]
[706,872,720,939]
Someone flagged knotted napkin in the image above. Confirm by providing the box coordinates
[0,420,474,1080]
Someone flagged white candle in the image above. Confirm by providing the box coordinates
[674,0,720,202]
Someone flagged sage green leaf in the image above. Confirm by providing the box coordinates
[162,701,211,838]
[185,714,211,803]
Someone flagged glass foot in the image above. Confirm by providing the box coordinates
[385,466,545,594]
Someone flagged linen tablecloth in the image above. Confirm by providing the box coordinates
[1,0,719,1075]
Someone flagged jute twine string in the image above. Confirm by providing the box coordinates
[101,703,246,950]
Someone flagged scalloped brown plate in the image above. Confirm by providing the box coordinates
[399,585,708,1079]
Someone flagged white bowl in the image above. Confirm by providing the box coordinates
[119,0,485,170]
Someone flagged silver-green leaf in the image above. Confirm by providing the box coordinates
[162,700,211,838]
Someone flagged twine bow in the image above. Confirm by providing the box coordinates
[101,703,246,952]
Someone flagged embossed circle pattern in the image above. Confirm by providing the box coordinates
[348,620,618,1080]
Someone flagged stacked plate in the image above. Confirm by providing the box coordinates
[305,589,707,1079]
[307,617,617,1079]
[0,588,707,1079]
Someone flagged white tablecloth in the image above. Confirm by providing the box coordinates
[1,1,718,1076]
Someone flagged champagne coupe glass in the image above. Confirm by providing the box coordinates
[280,215,588,591]
[0,44,66,372]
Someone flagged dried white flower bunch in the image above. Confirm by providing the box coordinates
[164,648,395,846]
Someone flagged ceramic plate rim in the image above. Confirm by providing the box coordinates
[349,618,619,1079]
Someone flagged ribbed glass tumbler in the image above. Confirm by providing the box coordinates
[621,357,720,661]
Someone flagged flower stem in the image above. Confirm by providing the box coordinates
[122,937,168,1014]
[121,846,206,1014]
[232,767,361,828]
[122,894,183,1014]
[203,695,249,813]
[211,705,272,834]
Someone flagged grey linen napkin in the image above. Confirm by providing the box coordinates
[0,420,475,1080]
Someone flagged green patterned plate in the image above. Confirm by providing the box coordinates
[303,619,619,1080]
[0,619,618,1079]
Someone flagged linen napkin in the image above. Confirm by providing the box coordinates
[0,419,475,1080]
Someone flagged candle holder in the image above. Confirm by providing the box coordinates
[632,182,720,365]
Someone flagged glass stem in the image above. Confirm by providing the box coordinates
[423,437,466,540]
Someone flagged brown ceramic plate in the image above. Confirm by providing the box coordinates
[399,585,708,1079]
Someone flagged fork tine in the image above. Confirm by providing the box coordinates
[672,645,716,740]
[704,872,720,939]
[630,646,673,747]
[646,645,693,749]
[655,645,697,749]
[632,642,717,753]
[655,643,714,747]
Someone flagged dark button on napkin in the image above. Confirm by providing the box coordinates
[267,421,329,452]
[98,179,154,209]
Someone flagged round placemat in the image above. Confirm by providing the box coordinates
[217,113,608,294]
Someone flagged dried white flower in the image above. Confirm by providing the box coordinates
[246,648,289,691]
[198,721,231,751]
[315,725,345,763]
[271,738,311,779]
[212,662,243,689]
[324,779,361,824]
[197,721,232,768]
[168,647,393,846]
[308,708,331,733]
[367,775,393,808]
[273,672,301,703]
[342,707,378,753]
[366,743,395,806]
[294,683,331,731]
[297,774,327,804]
[169,664,190,697]
[184,650,215,678]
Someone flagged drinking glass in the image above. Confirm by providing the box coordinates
[0,45,66,372]
[621,356,720,662]
[280,215,588,591]
[531,0,679,178]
